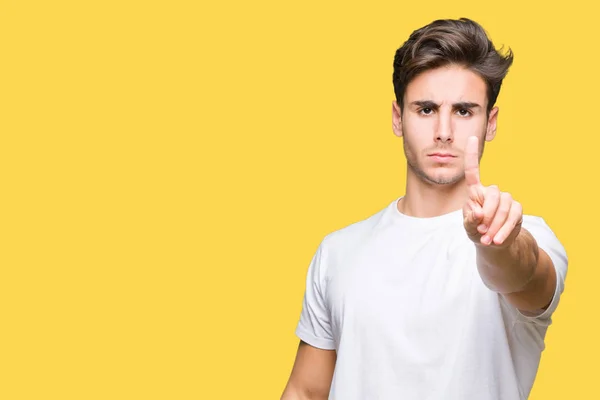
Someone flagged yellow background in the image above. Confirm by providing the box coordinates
[0,0,595,398]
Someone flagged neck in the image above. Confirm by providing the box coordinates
[398,170,468,218]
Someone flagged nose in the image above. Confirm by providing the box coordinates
[435,112,453,143]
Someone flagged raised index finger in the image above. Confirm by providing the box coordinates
[464,136,481,186]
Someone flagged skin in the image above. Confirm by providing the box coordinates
[280,341,336,400]
[281,64,556,399]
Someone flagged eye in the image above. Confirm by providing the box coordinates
[419,108,433,115]
[457,109,472,117]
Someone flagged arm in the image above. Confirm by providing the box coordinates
[475,227,557,313]
[281,341,336,400]
[462,136,558,314]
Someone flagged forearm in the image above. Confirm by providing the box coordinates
[462,140,557,312]
[281,342,335,400]
[475,228,539,294]
[281,385,328,400]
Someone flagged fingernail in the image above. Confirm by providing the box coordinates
[478,224,488,233]
[481,235,491,245]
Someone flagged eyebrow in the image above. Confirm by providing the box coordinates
[410,100,482,110]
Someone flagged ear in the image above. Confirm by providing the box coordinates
[485,106,499,142]
[392,101,403,138]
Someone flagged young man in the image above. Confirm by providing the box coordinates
[281,18,568,400]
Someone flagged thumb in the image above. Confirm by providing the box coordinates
[463,199,483,235]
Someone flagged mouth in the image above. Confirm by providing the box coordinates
[428,153,457,162]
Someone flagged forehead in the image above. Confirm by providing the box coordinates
[404,65,488,105]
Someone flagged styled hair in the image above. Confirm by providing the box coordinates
[392,18,514,113]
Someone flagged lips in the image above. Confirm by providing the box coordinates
[428,152,457,163]
[428,153,456,158]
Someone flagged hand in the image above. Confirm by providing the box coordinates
[463,136,523,248]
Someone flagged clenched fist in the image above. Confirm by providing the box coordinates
[463,136,523,248]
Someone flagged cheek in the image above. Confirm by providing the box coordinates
[403,117,433,143]
[406,115,431,130]
[455,117,487,138]
[465,115,486,129]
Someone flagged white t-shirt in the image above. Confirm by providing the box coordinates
[295,197,568,400]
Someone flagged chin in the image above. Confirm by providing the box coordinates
[424,170,463,185]
[433,177,461,185]
[409,161,463,186]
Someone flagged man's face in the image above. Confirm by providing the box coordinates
[392,65,498,185]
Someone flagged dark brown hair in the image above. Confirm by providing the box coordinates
[393,18,514,114]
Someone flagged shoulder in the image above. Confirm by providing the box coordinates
[320,199,394,254]
[307,199,396,279]
[521,214,567,258]
[521,213,569,294]
[499,213,569,325]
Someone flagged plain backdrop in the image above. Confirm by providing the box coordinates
[0,1,595,398]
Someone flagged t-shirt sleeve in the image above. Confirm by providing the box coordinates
[513,215,569,325]
[295,240,336,350]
